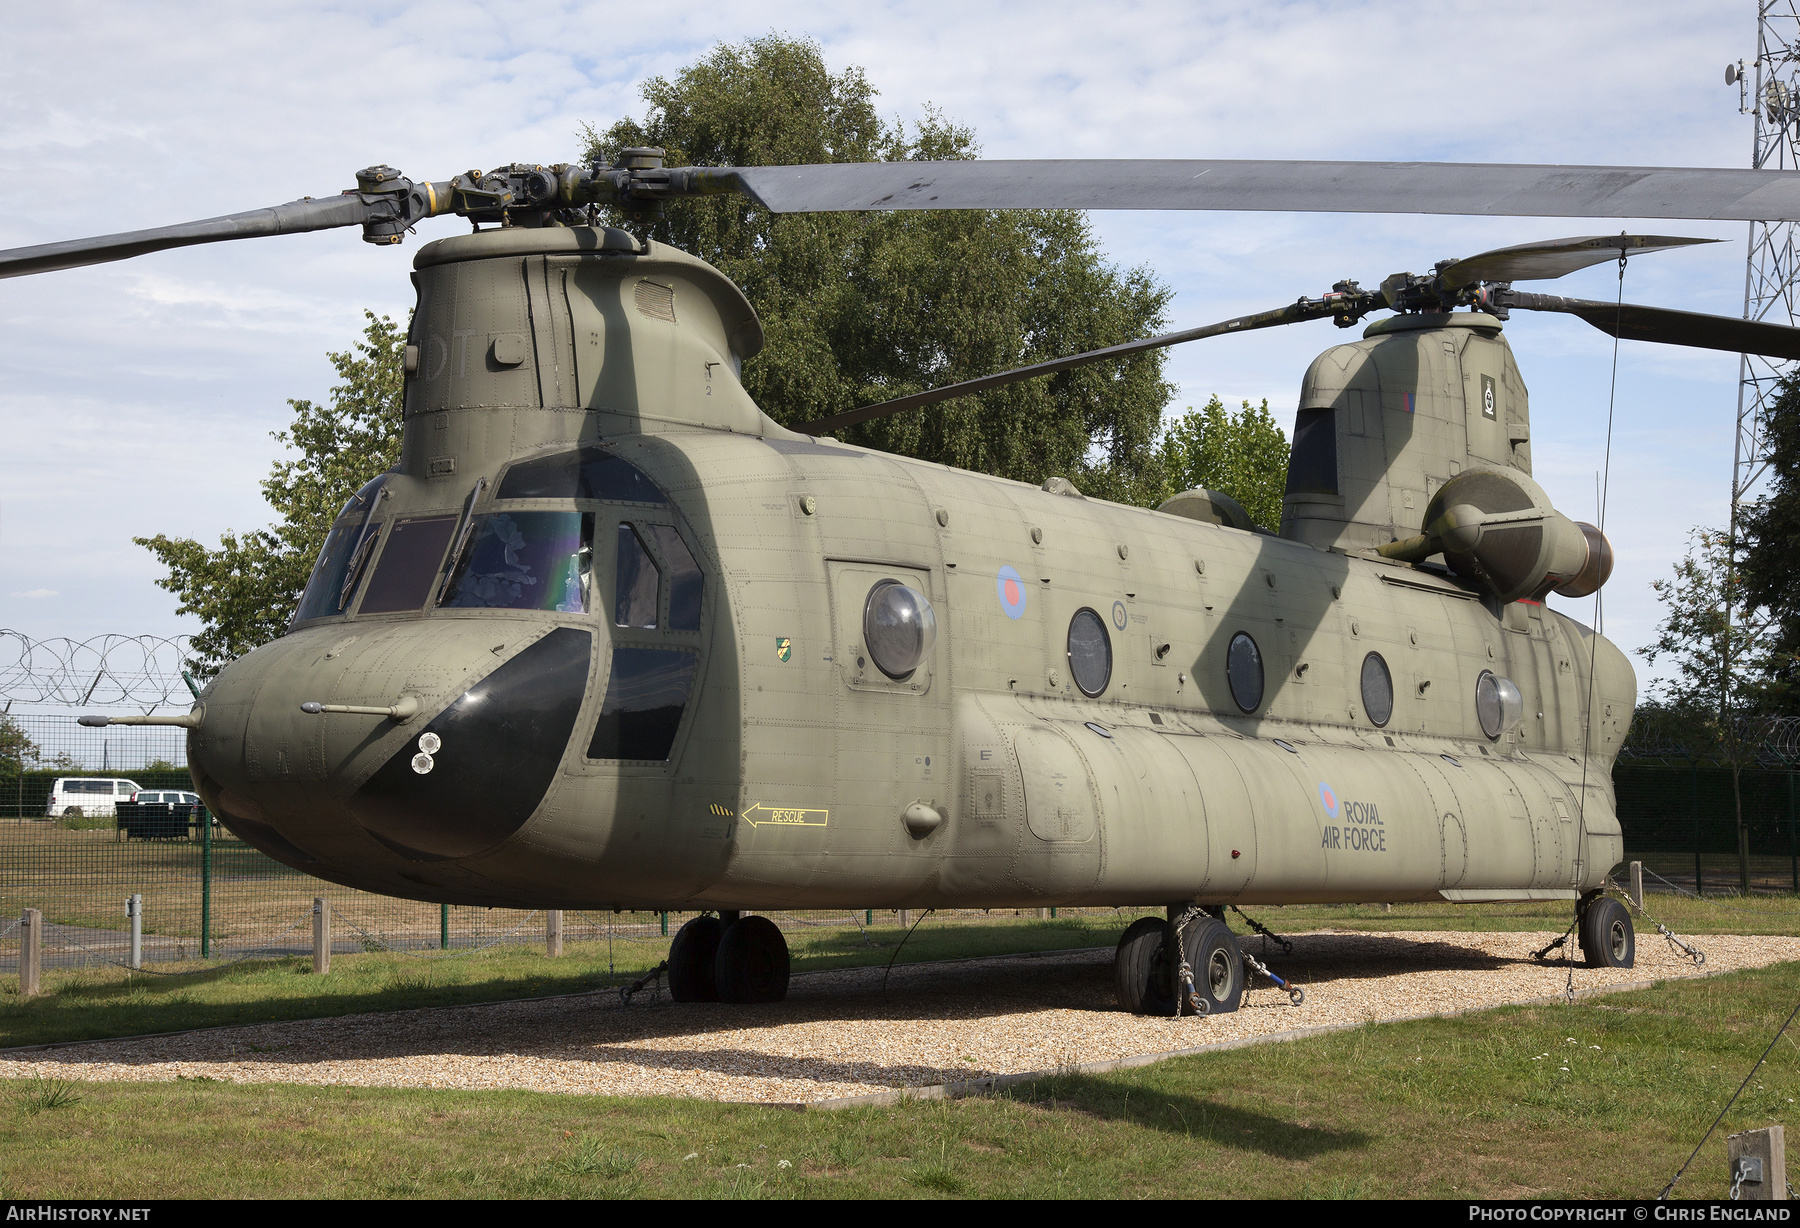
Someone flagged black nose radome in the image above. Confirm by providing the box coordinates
[348,627,592,860]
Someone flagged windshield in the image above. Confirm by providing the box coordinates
[440,512,593,612]
[359,515,459,614]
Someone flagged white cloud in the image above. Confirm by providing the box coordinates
[11,590,58,600]
[0,0,1766,683]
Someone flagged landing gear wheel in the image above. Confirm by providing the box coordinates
[1187,918,1244,1015]
[1112,915,1244,1016]
[1114,917,1175,1014]
[714,915,790,1003]
[668,915,722,1002]
[1579,897,1635,969]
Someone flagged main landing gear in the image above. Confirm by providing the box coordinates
[1577,893,1635,968]
[668,912,792,1003]
[1114,907,1245,1016]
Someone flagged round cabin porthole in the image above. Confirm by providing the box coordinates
[863,579,937,679]
[1227,632,1264,713]
[1475,670,1524,740]
[1067,608,1112,697]
[1361,652,1394,727]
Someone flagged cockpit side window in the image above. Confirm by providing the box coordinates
[497,446,667,504]
[639,524,702,631]
[615,524,659,628]
[587,647,697,761]
[291,474,391,626]
[291,524,359,626]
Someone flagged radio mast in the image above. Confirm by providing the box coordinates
[1730,6,1800,539]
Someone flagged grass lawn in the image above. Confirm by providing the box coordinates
[5,962,1796,1199]
[0,913,1136,1050]
[6,891,1796,1052]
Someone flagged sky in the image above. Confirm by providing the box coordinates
[0,0,1772,703]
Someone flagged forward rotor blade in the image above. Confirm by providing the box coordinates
[0,195,372,279]
[1438,235,1721,289]
[730,159,1800,223]
[797,297,1347,435]
[1505,291,1800,360]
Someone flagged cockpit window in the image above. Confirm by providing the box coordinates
[639,524,703,630]
[440,512,593,612]
[291,474,391,625]
[587,647,697,761]
[359,515,459,614]
[292,524,359,625]
[496,445,667,504]
[615,524,659,628]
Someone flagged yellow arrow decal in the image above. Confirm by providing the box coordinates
[742,803,828,828]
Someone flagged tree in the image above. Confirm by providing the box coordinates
[582,35,1176,504]
[1155,396,1289,528]
[1640,526,1778,892]
[136,312,405,675]
[1735,373,1800,715]
[0,714,38,781]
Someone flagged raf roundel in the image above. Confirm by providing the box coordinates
[1318,781,1340,819]
[996,565,1027,620]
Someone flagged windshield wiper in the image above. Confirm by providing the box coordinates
[435,476,489,606]
[337,487,390,610]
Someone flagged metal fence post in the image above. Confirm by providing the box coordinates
[20,908,40,998]
[546,910,563,958]
[1692,763,1704,896]
[440,903,449,950]
[127,894,142,970]
[312,898,330,975]
[200,805,211,960]
[1629,861,1644,910]
[1789,771,1797,895]
[660,911,668,937]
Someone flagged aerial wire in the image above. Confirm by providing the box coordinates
[1657,993,1800,1199]
[1566,242,1627,988]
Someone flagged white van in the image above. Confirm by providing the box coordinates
[46,778,144,819]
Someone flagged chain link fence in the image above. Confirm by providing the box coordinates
[1613,764,1800,896]
[1615,707,1800,896]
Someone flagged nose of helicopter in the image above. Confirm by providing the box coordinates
[189,622,593,866]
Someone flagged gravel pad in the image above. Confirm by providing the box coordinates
[6,929,1795,1104]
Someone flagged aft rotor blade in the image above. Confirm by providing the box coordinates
[1506,291,1800,360]
[729,159,1800,223]
[797,297,1349,435]
[1438,235,1721,288]
[0,195,372,279]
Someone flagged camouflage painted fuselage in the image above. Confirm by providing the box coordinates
[187,226,1633,911]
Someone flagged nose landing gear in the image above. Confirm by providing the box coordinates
[668,912,792,1004]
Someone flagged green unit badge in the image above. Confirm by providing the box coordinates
[775,637,792,662]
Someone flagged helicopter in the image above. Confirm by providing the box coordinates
[12,152,1800,1015]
